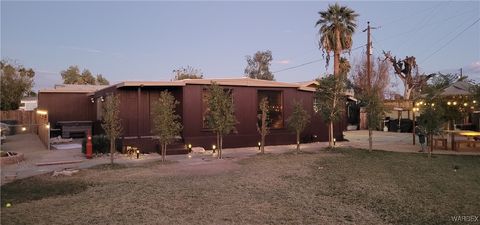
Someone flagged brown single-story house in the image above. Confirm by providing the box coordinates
[38,78,346,153]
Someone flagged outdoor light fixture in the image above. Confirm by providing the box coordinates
[447,101,451,106]
[453,101,457,106]
[212,144,216,153]
[431,103,435,107]
[464,103,468,107]
[136,150,140,159]
[45,124,50,129]
[473,100,477,104]
[333,138,336,146]
[90,97,95,103]
[100,96,105,102]
[187,144,192,152]
[36,110,47,115]
[258,141,261,150]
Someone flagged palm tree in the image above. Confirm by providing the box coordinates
[316,3,358,77]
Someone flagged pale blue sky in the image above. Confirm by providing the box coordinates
[2,1,479,92]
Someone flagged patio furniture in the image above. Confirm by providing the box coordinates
[57,121,92,138]
[444,130,480,151]
[455,140,480,150]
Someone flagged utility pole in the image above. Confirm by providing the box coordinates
[362,21,379,151]
[362,22,378,91]
[366,21,372,90]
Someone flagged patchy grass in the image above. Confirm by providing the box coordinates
[1,175,90,207]
[89,163,129,170]
[1,148,479,225]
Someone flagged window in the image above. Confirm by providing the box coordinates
[257,90,283,129]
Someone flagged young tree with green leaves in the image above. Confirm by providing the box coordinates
[417,97,445,158]
[151,90,183,162]
[172,66,204,80]
[244,50,274,80]
[287,101,311,152]
[101,94,122,165]
[258,97,269,154]
[364,91,385,151]
[315,74,346,148]
[206,82,236,159]
[0,60,35,110]
[316,3,358,77]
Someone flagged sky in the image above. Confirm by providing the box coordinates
[2,1,480,93]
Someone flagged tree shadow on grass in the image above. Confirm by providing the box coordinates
[1,175,91,207]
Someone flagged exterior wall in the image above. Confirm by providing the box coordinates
[39,84,344,152]
[181,84,341,150]
[38,92,95,128]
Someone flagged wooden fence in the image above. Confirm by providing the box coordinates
[1,110,49,149]
[1,110,37,133]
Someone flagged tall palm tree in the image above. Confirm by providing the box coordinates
[316,3,358,77]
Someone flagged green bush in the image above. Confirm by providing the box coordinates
[81,135,123,154]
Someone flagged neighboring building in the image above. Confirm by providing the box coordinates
[19,96,38,111]
[38,78,345,153]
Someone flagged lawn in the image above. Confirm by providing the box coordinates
[1,148,479,225]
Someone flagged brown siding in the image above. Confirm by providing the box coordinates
[38,92,95,127]
[181,84,340,150]
[39,84,344,153]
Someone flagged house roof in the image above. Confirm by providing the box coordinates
[39,84,109,93]
[114,77,311,90]
[42,77,322,94]
[440,81,473,96]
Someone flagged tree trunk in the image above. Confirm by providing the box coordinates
[110,139,115,165]
[328,121,334,148]
[164,143,167,162]
[429,133,433,158]
[216,132,220,155]
[404,84,413,100]
[334,29,341,77]
[261,134,265,154]
[219,135,223,159]
[296,131,300,152]
[368,128,373,152]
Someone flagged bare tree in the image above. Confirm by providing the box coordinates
[172,66,203,80]
[383,51,434,99]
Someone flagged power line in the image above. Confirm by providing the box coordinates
[273,44,365,73]
[422,17,480,63]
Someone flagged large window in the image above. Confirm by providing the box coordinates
[257,90,283,129]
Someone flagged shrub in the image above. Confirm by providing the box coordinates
[81,135,123,154]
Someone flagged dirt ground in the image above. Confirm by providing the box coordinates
[2,148,479,225]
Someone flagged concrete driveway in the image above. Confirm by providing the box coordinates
[342,130,480,155]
